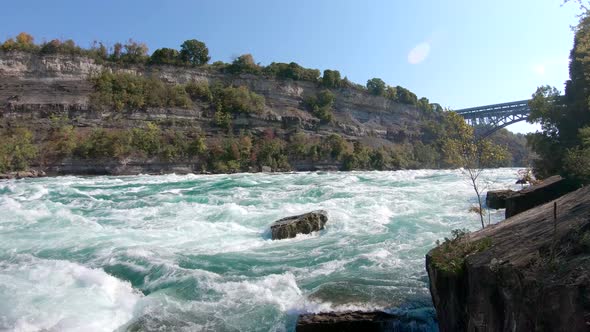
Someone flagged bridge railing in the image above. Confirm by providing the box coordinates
[455,100,530,116]
[459,107,529,120]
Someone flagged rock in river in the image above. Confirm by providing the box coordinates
[270,210,328,240]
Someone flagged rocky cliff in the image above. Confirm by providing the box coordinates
[426,186,590,332]
[0,51,441,175]
[0,51,425,141]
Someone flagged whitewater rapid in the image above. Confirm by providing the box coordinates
[0,169,521,331]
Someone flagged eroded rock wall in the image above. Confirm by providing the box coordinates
[427,186,590,332]
[0,51,427,141]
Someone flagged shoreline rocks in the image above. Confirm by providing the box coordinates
[426,185,590,331]
[296,310,437,332]
[0,169,46,180]
[296,311,399,332]
[270,210,328,240]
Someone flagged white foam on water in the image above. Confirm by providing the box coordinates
[0,255,141,332]
[0,168,524,330]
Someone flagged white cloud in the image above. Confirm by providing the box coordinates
[408,42,431,65]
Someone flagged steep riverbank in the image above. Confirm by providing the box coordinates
[426,185,590,331]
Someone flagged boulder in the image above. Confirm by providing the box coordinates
[505,175,577,218]
[426,185,590,332]
[261,165,272,172]
[270,210,327,240]
[485,189,515,209]
[16,170,35,179]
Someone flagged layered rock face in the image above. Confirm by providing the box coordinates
[427,186,590,332]
[0,51,425,141]
[0,51,434,175]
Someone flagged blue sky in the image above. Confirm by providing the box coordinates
[0,0,581,133]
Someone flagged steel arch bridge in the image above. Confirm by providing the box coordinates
[455,100,531,137]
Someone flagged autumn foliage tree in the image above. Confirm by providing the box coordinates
[441,112,509,229]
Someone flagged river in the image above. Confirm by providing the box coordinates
[0,169,520,331]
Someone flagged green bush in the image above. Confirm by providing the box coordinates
[187,134,207,157]
[214,109,233,129]
[0,128,37,172]
[121,39,149,64]
[185,81,212,102]
[430,229,492,275]
[324,134,348,160]
[226,54,261,75]
[90,71,193,111]
[75,128,129,159]
[160,129,189,161]
[130,123,162,157]
[213,85,265,114]
[40,39,84,55]
[321,70,342,88]
[264,62,320,81]
[44,118,78,159]
[150,48,180,65]
[395,86,418,105]
[303,89,335,122]
[255,133,290,170]
[417,97,433,112]
[366,78,387,96]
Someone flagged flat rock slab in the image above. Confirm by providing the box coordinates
[505,175,577,218]
[270,210,327,240]
[296,311,399,332]
[296,310,435,332]
[485,189,515,209]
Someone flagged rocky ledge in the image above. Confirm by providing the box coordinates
[426,185,590,331]
[504,175,577,218]
[485,189,515,209]
[296,310,436,332]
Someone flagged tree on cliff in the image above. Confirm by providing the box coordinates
[366,78,387,96]
[526,8,590,185]
[179,39,210,66]
[226,54,261,74]
[321,70,342,88]
[150,48,180,65]
[1,32,38,52]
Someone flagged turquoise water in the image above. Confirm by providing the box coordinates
[0,169,520,331]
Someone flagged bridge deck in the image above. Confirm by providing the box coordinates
[455,100,530,118]
[454,99,531,137]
